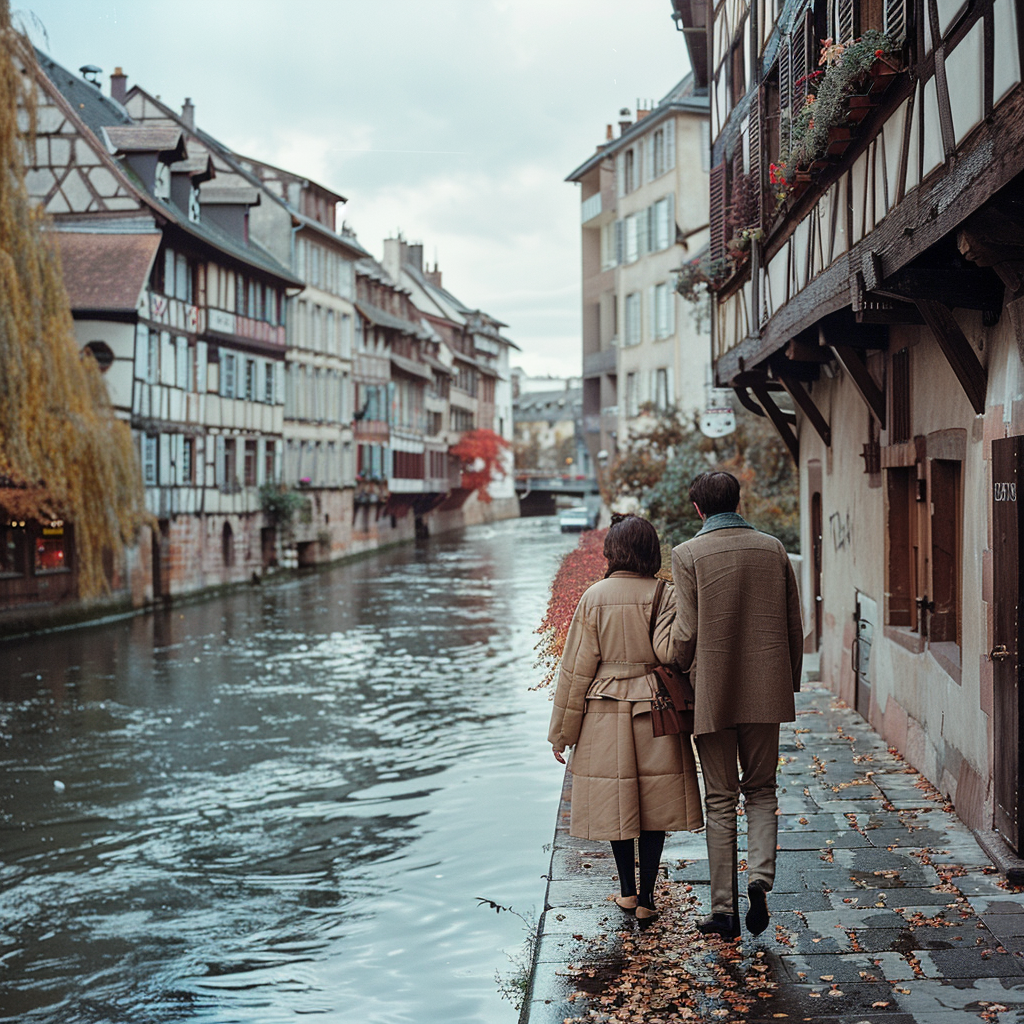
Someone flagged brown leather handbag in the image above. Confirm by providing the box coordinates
[647,579,694,736]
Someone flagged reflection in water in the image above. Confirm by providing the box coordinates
[0,518,574,1023]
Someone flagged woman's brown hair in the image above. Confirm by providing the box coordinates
[603,513,662,577]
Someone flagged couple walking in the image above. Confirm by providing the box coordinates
[548,471,803,939]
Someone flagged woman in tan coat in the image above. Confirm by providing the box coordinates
[548,513,702,923]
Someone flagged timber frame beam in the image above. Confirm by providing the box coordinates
[778,375,831,447]
[828,340,887,427]
[714,82,1024,384]
[914,298,988,414]
[751,383,800,463]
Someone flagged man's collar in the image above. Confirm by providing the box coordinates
[695,511,755,536]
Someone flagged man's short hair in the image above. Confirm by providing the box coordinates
[689,471,740,516]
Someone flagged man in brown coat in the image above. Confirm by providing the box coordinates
[671,471,803,939]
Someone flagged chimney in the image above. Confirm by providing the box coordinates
[618,107,632,136]
[425,262,442,288]
[605,124,614,141]
[181,97,195,130]
[110,66,127,104]
[405,242,424,273]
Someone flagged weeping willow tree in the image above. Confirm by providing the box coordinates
[0,4,147,599]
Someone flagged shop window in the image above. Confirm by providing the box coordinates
[35,520,68,574]
[1,520,27,577]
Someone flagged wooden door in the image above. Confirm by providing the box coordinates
[992,436,1022,850]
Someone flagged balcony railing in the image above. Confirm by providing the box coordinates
[583,348,617,376]
[581,192,602,224]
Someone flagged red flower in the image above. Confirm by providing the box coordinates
[875,48,885,56]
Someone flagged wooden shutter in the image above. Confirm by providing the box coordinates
[709,159,727,261]
[748,91,763,228]
[836,0,854,42]
[779,36,791,155]
[884,0,906,43]
[791,20,808,109]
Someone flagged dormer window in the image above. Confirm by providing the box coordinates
[154,162,170,200]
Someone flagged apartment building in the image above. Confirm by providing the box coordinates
[567,73,710,468]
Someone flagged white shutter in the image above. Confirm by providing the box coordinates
[615,219,624,264]
[666,288,676,337]
[159,433,172,485]
[667,193,675,247]
[648,286,657,341]
[645,134,655,183]
[196,341,208,393]
[637,208,649,256]
[175,336,188,390]
[665,119,676,171]
[616,152,625,197]
[135,323,149,381]
[256,438,266,486]
[666,366,675,408]
[215,436,226,487]
[625,216,638,262]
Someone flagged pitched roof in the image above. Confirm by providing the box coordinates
[55,231,162,313]
[104,125,186,157]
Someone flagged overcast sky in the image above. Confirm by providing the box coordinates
[16,0,691,377]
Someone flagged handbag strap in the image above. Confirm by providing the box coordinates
[648,578,666,650]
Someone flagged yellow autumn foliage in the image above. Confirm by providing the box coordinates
[0,3,147,598]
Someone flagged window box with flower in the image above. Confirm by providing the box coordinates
[770,30,904,219]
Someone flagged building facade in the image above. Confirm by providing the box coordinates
[702,0,1024,852]
[567,74,711,469]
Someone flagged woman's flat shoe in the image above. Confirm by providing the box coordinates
[613,895,638,913]
[636,905,659,928]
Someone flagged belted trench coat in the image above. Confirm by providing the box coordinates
[547,571,703,841]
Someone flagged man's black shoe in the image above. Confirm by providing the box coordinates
[746,880,770,936]
[696,912,741,939]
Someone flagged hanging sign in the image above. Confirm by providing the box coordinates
[700,407,736,438]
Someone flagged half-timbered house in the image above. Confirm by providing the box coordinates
[27,53,300,597]
[700,0,1024,853]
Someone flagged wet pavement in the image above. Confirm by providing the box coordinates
[524,686,1024,1024]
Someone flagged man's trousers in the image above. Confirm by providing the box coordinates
[695,723,781,916]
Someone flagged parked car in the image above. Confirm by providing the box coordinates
[559,506,598,532]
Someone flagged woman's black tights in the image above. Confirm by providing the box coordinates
[610,831,665,910]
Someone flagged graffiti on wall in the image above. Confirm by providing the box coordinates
[830,510,852,552]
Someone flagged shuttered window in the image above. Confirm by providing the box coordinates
[891,347,910,443]
[143,435,158,486]
[624,292,641,346]
[748,94,763,228]
[709,160,727,261]
[884,0,906,42]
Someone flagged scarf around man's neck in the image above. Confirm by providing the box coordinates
[695,511,755,536]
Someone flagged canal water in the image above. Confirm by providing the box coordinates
[0,517,576,1024]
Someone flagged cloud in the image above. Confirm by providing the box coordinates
[23,0,693,376]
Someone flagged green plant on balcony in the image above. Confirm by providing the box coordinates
[676,254,733,304]
[788,30,900,170]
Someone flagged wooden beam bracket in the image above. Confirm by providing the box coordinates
[779,376,831,447]
[914,297,988,414]
[828,340,887,428]
[751,383,800,464]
